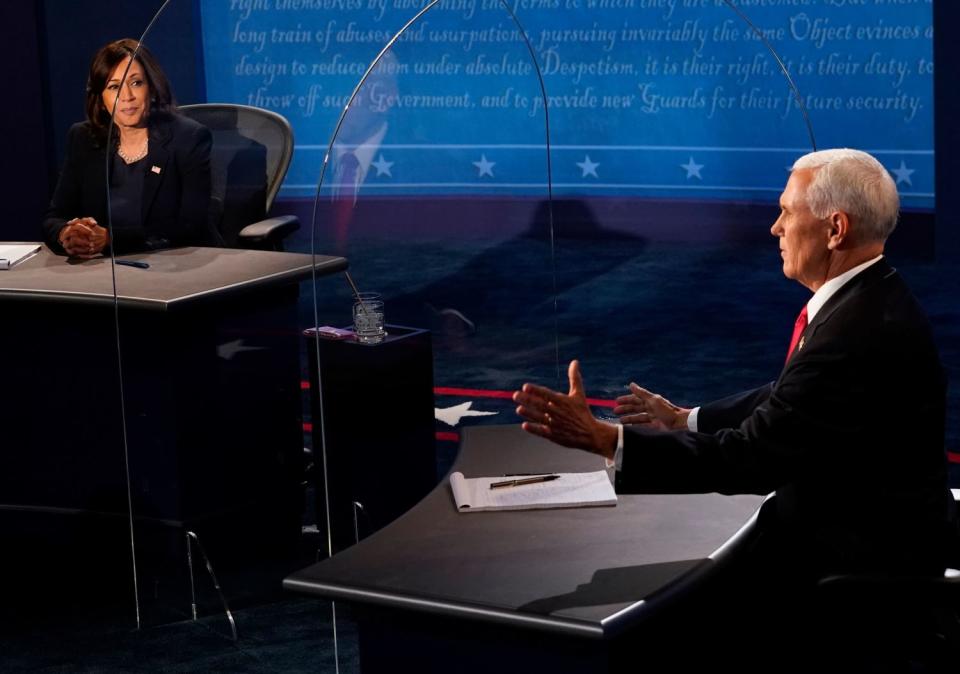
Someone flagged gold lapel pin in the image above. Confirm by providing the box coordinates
[151,165,162,174]
[798,336,806,351]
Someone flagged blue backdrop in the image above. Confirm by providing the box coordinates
[197,1,932,207]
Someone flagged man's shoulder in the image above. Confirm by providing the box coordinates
[818,261,912,325]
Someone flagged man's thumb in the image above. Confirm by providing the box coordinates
[568,360,585,397]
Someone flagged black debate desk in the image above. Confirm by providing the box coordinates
[0,246,346,555]
[285,424,765,673]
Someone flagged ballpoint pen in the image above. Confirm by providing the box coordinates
[115,260,150,269]
[489,474,560,490]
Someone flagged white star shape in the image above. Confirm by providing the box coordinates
[371,154,393,177]
[680,157,704,180]
[472,154,495,178]
[576,155,600,178]
[216,339,266,361]
[434,401,498,427]
[890,160,915,186]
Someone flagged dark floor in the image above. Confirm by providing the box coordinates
[3,226,959,672]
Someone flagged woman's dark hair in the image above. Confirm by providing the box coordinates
[85,38,176,143]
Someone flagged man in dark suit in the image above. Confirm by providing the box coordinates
[514,148,957,667]
[514,148,956,579]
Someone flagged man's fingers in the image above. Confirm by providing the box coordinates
[520,421,551,439]
[520,382,566,405]
[619,413,653,425]
[613,403,641,416]
[629,383,655,400]
[515,404,549,425]
[568,360,585,398]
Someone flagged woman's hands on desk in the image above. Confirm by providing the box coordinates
[60,217,109,259]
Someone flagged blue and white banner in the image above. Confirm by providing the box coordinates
[199,0,933,207]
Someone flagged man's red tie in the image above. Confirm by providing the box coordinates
[786,305,808,363]
[332,152,360,253]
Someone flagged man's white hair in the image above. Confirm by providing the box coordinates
[791,148,899,243]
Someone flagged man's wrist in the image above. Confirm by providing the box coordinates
[674,409,691,430]
[594,421,619,461]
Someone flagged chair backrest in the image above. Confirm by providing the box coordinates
[178,103,294,246]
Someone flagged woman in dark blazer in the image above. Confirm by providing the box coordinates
[43,38,219,257]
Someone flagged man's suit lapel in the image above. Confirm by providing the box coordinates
[779,259,894,379]
[141,119,172,223]
[805,259,895,344]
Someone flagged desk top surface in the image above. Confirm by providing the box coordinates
[0,245,347,310]
[285,424,764,639]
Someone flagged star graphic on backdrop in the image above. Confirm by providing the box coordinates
[576,155,600,178]
[216,339,266,361]
[435,401,498,427]
[472,154,495,178]
[680,157,704,180]
[371,154,394,177]
[890,160,915,186]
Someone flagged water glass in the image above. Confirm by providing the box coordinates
[353,292,385,344]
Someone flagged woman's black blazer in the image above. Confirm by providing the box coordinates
[42,112,218,254]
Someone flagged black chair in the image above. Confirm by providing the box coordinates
[179,103,299,250]
[815,491,960,671]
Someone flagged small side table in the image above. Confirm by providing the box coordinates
[305,325,437,554]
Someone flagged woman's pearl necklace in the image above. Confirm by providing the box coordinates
[118,138,149,164]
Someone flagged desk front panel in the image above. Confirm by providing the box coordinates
[286,425,763,637]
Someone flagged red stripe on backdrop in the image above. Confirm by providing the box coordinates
[301,382,960,461]
[433,386,513,400]
[434,386,616,408]
[301,382,617,408]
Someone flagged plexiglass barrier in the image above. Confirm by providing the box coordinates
[107,1,316,632]
[0,8,149,645]
[25,0,950,664]
[308,0,556,479]
[550,1,819,423]
[302,0,555,660]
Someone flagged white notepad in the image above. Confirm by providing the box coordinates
[0,244,41,270]
[449,470,617,513]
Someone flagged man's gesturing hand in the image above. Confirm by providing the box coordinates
[614,383,690,431]
[513,360,618,461]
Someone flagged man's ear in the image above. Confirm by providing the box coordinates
[826,211,851,250]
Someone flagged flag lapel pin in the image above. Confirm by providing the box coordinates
[151,165,162,174]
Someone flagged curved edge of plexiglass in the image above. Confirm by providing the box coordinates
[91,0,821,642]
[306,0,558,562]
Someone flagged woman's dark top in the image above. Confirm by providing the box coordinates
[109,155,146,235]
[42,112,220,254]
